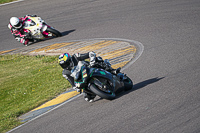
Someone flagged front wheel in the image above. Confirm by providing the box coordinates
[46,27,62,37]
[123,76,133,91]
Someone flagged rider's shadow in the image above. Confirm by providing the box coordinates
[94,77,164,102]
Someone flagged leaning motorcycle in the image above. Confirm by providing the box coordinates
[23,16,62,41]
[71,61,133,100]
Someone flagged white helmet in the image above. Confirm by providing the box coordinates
[10,17,22,29]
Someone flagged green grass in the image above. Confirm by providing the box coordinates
[0,0,17,4]
[0,54,71,133]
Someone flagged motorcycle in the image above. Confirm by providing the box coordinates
[71,60,133,100]
[23,16,62,41]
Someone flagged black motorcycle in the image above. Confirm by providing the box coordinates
[71,60,133,100]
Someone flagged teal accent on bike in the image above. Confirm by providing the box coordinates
[75,81,84,84]
[90,69,95,77]
[100,71,106,75]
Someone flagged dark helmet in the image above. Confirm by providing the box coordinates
[58,53,72,69]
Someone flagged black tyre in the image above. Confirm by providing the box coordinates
[123,76,133,91]
[89,84,116,100]
[46,27,62,37]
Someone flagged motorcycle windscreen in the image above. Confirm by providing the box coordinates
[24,20,36,27]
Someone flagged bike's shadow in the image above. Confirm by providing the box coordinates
[61,29,76,36]
[95,77,165,102]
[28,29,76,46]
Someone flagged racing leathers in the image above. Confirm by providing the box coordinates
[62,52,95,87]
[62,52,96,102]
[61,52,120,102]
[8,15,36,46]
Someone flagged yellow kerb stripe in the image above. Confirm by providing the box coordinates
[31,42,75,52]
[76,40,119,51]
[100,46,136,59]
[0,49,17,55]
[31,91,79,111]
[111,61,130,69]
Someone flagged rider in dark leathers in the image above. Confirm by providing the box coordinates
[58,52,120,102]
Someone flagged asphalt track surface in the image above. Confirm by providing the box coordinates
[1,0,200,133]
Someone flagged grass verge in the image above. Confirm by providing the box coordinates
[0,0,18,4]
[0,54,71,133]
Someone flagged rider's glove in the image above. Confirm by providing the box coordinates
[22,32,31,39]
[15,37,21,42]
[89,51,96,66]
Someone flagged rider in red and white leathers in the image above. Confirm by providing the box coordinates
[8,15,36,46]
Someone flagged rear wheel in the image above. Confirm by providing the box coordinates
[89,84,116,100]
[46,27,62,37]
[89,78,116,100]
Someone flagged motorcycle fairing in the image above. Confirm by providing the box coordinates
[23,17,46,39]
[90,68,113,81]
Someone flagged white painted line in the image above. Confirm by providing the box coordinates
[90,38,144,71]
[0,0,24,6]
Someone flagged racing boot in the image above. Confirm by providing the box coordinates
[84,93,96,102]
[73,87,81,92]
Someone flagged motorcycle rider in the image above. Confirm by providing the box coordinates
[58,52,121,102]
[8,15,37,46]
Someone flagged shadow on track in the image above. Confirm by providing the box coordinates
[133,77,164,91]
[115,77,165,99]
[61,29,76,36]
[94,77,164,102]
[28,29,76,46]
